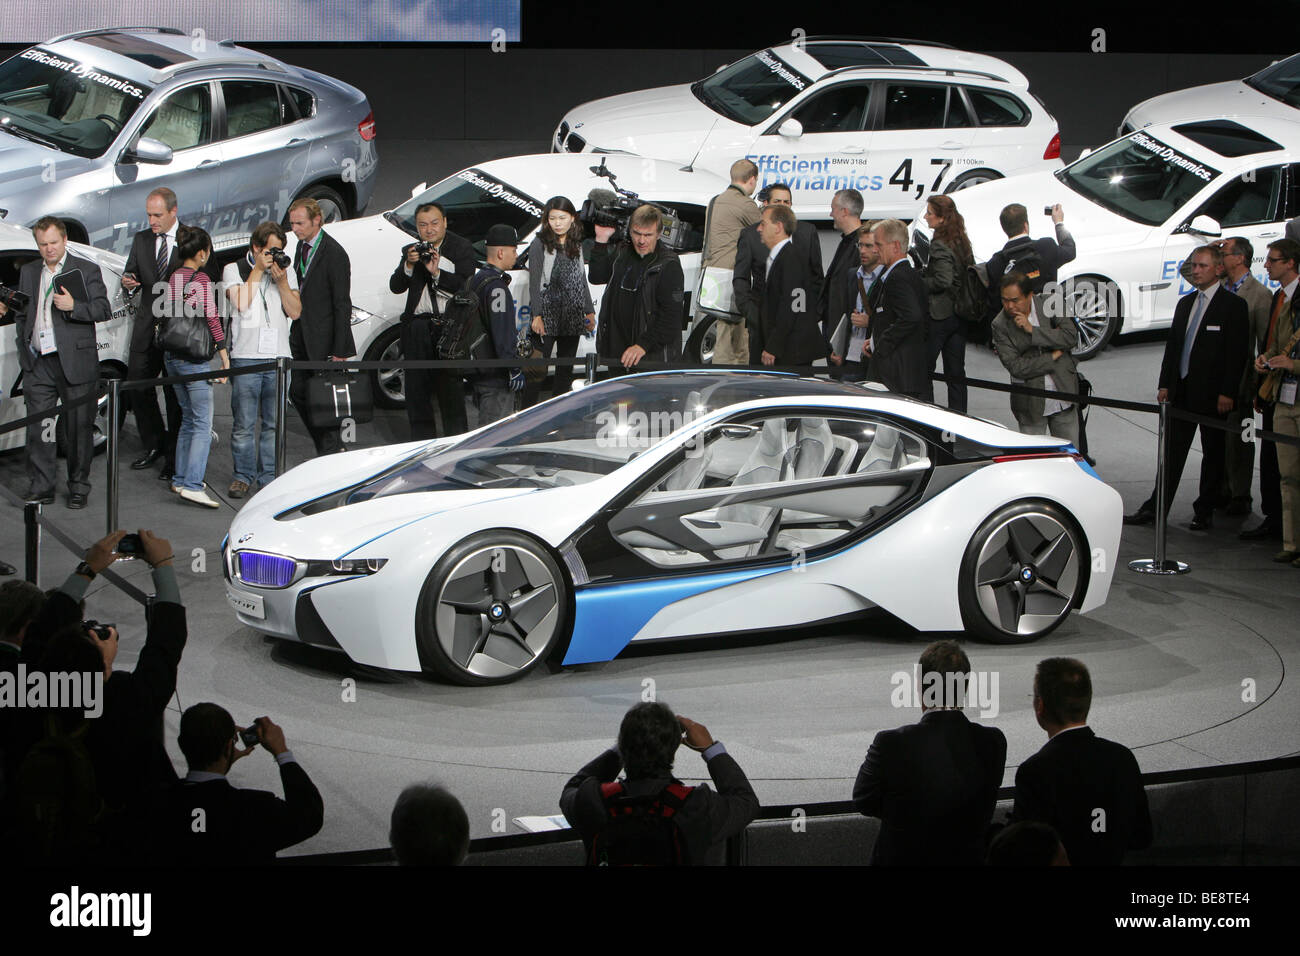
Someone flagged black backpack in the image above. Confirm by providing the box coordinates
[953,260,989,323]
[1001,243,1047,293]
[590,780,695,866]
[437,272,495,361]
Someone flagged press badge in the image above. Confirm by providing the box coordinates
[258,327,278,354]
[1280,379,1298,406]
[38,326,56,355]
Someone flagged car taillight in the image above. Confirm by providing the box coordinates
[358,111,376,141]
[1043,132,1060,160]
[992,451,1072,463]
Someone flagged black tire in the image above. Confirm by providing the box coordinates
[56,365,125,458]
[685,313,720,365]
[363,324,405,409]
[945,169,1003,193]
[415,531,570,685]
[1063,276,1121,360]
[289,184,348,224]
[958,500,1087,644]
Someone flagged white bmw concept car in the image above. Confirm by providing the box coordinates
[223,372,1122,685]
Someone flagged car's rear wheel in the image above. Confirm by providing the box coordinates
[1064,276,1121,360]
[415,532,570,685]
[958,501,1085,644]
[290,184,348,223]
[945,169,1002,192]
[363,324,405,409]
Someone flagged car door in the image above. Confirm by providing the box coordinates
[751,82,874,211]
[1159,163,1284,317]
[576,411,931,587]
[109,81,223,249]
[214,80,312,251]
[0,248,43,450]
[868,82,976,216]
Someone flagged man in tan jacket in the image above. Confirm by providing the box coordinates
[700,159,760,365]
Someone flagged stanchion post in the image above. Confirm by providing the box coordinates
[585,353,597,385]
[106,377,121,537]
[275,356,289,477]
[24,502,41,584]
[1129,398,1189,575]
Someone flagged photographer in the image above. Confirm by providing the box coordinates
[984,203,1077,313]
[467,225,525,426]
[223,221,300,498]
[390,202,478,440]
[157,704,324,864]
[589,205,685,372]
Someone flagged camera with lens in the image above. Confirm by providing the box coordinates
[413,240,439,263]
[579,157,694,252]
[266,247,291,270]
[82,619,115,642]
[0,284,29,312]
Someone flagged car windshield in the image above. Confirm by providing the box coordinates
[1055,131,1221,226]
[346,373,868,501]
[1244,53,1300,109]
[0,47,150,158]
[387,168,545,260]
[691,51,815,126]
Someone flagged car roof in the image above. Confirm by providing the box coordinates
[43,27,294,87]
[770,38,1030,88]
[474,154,729,207]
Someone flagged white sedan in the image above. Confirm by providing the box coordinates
[223,371,1121,685]
[911,117,1300,358]
[553,37,1063,218]
[1121,52,1300,135]
[0,222,130,452]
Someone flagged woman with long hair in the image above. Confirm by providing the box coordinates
[526,196,595,399]
[162,224,228,508]
[922,194,974,413]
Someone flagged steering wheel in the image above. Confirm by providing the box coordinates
[94,114,122,132]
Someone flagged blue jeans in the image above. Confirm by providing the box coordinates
[165,353,215,492]
[230,358,279,486]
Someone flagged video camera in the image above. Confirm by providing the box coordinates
[0,283,29,312]
[579,157,694,252]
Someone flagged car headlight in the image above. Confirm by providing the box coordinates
[350,305,374,326]
[305,558,388,576]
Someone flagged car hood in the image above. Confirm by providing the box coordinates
[917,171,1151,262]
[563,83,722,158]
[1125,80,1295,129]
[0,135,93,200]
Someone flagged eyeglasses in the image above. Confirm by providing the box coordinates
[1266,256,1287,263]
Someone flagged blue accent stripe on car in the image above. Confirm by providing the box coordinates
[1064,445,1102,481]
[562,564,790,665]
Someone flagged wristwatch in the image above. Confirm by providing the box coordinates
[75,561,97,580]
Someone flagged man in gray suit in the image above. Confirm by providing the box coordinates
[991,272,1079,444]
[0,216,112,508]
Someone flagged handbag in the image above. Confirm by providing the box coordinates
[305,367,374,429]
[156,274,215,362]
[517,328,547,384]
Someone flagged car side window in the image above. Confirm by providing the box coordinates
[1194,165,1282,228]
[944,87,973,128]
[789,83,871,134]
[222,81,285,138]
[137,84,212,151]
[881,84,947,130]
[965,88,1028,127]
[286,86,314,121]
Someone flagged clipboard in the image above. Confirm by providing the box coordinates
[53,268,89,306]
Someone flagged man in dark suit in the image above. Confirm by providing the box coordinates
[1011,658,1152,866]
[867,219,932,401]
[1,217,111,508]
[755,204,828,367]
[853,640,1006,865]
[157,705,324,865]
[1126,245,1249,529]
[121,187,184,479]
[287,198,357,455]
[390,202,478,440]
[819,188,864,341]
[733,183,822,364]
[561,702,758,865]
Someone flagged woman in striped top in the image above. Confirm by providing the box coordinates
[163,225,229,508]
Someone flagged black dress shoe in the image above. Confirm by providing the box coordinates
[0,560,15,576]
[1239,520,1282,541]
[67,493,88,510]
[1189,513,1213,531]
[1123,508,1155,526]
[131,448,164,470]
[24,488,55,505]
[158,469,173,482]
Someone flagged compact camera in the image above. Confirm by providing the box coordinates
[82,619,115,642]
[414,240,439,263]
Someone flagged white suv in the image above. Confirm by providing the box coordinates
[554,37,1063,218]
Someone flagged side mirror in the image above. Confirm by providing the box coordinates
[122,137,172,165]
[778,118,803,139]
[410,182,427,198]
[1186,215,1222,238]
[1077,147,1092,160]
[715,63,728,73]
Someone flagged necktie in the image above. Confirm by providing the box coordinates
[1180,291,1207,379]
[1264,291,1285,352]
[156,235,169,279]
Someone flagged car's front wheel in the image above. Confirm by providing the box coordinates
[958,501,1086,644]
[685,313,720,364]
[415,532,570,685]
[363,324,406,409]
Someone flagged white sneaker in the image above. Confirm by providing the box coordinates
[178,487,220,509]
